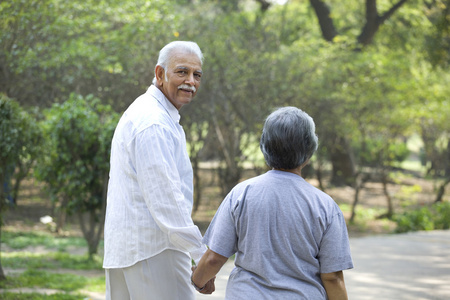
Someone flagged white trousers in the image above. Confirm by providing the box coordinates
[105,249,195,300]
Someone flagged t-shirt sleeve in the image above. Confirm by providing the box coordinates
[202,192,238,258]
[318,210,354,274]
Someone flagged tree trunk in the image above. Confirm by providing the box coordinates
[78,173,108,258]
[309,0,338,41]
[381,170,394,219]
[350,183,361,223]
[55,197,68,233]
[446,139,450,177]
[329,136,356,186]
[79,209,104,258]
[316,164,325,192]
[11,160,34,205]
[0,173,6,280]
[211,113,243,197]
[435,177,450,203]
[255,0,271,12]
[350,173,370,223]
[218,163,242,198]
[0,231,5,281]
[358,0,409,46]
[192,155,201,213]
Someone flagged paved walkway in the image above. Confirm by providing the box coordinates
[196,230,450,300]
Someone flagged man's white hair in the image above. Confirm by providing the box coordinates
[152,41,203,85]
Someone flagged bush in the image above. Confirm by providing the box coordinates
[394,202,450,233]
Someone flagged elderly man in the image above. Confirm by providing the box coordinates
[103,41,213,299]
[191,107,353,299]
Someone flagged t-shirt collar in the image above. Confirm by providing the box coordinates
[148,85,181,123]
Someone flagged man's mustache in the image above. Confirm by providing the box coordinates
[178,84,196,93]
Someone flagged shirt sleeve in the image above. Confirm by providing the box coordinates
[202,192,238,258]
[318,210,354,274]
[134,124,206,263]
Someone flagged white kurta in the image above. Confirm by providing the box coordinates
[103,85,206,269]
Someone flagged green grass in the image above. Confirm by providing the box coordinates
[1,231,87,252]
[1,229,105,299]
[339,203,394,233]
[1,292,87,300]
[1,252,103,270]
[1,270,89,291]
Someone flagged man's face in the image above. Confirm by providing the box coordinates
[156,50,202,110]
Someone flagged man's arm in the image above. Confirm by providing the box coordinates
[191,249,228,289]
[135,126,206,261]
[321,270,348,300]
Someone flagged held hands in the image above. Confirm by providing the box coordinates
[191,266,216,294]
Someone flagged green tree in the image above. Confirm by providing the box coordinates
[0,0,179,109]
[9,107,43,204]
[0,95,41,280]
[36,94,119,258]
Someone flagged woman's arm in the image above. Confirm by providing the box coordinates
[192,249,228,289]
[321,270,348,300]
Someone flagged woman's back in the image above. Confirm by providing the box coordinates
[203,170,352,299]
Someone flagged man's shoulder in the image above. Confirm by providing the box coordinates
[126,94,171,126]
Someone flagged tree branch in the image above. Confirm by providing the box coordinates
[309,0,338,42]
[254,0,271,12]
[358,0,409,46]
[379,0,409,23]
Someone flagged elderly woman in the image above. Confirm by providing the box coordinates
[191,107,353,299]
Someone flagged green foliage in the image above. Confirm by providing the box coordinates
[394,202,450,233]
[35,93,119,255]
[355,138,410,167]
[0,94,42,209]
[0,0,180,108]
[36,94,118,215]
[0,0,448,217]
[423,0,450,68]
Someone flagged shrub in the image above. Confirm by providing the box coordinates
[394,202,450,233]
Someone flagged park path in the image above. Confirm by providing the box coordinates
[196,230,450,300]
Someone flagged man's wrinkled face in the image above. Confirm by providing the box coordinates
[156,50,202,110]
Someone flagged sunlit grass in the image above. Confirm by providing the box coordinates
[0,229,105,298]
[1,230,86,251]
[339,203,395,233]
[0,269,88,291]
[84,275,106,293]
[1,292,86,300]
[1,252,103,270]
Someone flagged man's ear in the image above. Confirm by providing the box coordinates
[155,65,165,86]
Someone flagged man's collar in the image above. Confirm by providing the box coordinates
[148,85,181,123]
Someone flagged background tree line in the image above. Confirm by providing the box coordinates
[1,0,449,278]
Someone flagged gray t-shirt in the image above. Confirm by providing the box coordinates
[203,170,353,299]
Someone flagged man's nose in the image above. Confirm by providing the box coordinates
[185,73,195,85]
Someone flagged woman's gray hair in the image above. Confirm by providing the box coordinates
[260,106,319,170]
[152,41,203,85]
